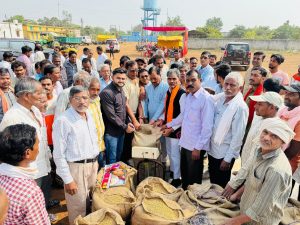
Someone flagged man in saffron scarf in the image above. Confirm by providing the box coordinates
[160,69,186,187]
[244,67,267,128]
[208,72,249,188]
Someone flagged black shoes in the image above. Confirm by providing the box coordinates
[170,179,182,188]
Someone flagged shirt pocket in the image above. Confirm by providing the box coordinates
[187,104,200,122]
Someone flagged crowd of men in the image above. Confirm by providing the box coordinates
[0,43,300,225]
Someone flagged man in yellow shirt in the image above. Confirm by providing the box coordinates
[88,77,105,168]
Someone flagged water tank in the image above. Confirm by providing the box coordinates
[143,0,158,10]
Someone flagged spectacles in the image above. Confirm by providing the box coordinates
[200,56,208,59]
[140,75,148,79]
[129,69,138,73]
[73,96,89,102]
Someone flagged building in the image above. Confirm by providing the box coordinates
[0,21,24,39]
[22,24,79,41]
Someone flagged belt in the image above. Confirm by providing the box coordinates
[73,156,98,164]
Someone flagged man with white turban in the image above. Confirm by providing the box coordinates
[222,117,295,225]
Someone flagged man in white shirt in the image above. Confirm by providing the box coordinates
[80,47,89,60]
[0,77,51,207]
[208,72,249,188]
[166,69,215,190]
[0,52,14,77]
[53,86,99,225]
[82,58,100,81]
[96,46,108,68]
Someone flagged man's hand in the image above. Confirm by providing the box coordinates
[220,160,231,171]
[222,183,235,200]
[65,181,78,196]
[149,119,155,125]
[133,120,141,130]
[154,119,164,127]
[139,118,144,124]
[162,127,173,137]
[191,149,201,160]
[126,123,135,133]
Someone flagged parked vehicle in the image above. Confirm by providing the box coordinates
[221,42,251,70]
[80,36,92,45]
[0,38,35,61]
[105,39,120,53]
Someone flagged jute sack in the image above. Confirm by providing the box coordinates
[281,198,300,225]
[94,162,137,193]
[132,191,194,225]
[92,187,136,220]
[132,124,162,148]
[136,177,177,198]
[74,208,124,225]
[186,183,240,225]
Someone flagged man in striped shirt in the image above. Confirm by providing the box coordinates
[222,118,294,225]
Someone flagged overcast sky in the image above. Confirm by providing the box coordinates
[2,0,300,32]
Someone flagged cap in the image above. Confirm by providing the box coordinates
[249,91,283,109]
[282,83,300,93]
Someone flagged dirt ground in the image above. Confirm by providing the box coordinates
[49,43,300,225]
[78,42,300,76]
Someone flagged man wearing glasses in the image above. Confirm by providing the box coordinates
[196,51,217,91]
[53,86,99,225]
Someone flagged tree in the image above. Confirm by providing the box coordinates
[165,16,184,27]
[132,24,143,32]
[205,17,223,31]
[196,26,222,38]
[5,15,25,23]
[272,21,300,39]
[228,25,247,38]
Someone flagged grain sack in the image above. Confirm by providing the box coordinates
[95,162,137,192]
[185,183,240,225]
[281,198,300,225]
[74,208,124,225]
[92,187,136,220]
[136,177,177,197]
[132,191,193,225]
[132,124,162,148]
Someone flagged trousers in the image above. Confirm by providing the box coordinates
[181,148,205,190]
[166,137,181,179]
[65,162,98,225]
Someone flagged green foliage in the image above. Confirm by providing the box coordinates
[272,21,300,39]
[205,17,223,31]
[228,25,247,38]
[196,26,222,38]
[165,16,185,27]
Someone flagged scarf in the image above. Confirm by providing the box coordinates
[0,163,38,180]
[292,73,300,82]
[214,92,246,145]
[166,85,180,123]
[278,106,300,131]
[0,89,9,113]
[244,83,264,124]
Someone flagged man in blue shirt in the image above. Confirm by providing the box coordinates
[197,51,218,92]
[145,66,169,124]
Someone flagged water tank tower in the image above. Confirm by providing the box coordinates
[141,0,160,29]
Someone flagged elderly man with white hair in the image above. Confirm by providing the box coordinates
[208,72,249,188]
[54,70,91,118]
[99,64,112,92]
[221,117,294,225]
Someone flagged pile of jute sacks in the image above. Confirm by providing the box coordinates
[74,162,247,225]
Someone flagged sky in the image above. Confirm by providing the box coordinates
[1,0,300,32]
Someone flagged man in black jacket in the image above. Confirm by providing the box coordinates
[100,68,135,164]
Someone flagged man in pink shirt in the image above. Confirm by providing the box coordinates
[268,54,289,86]
[16,45,33,77]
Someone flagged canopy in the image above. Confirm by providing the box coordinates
[157,36,183,48]
[143,26,188,56]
